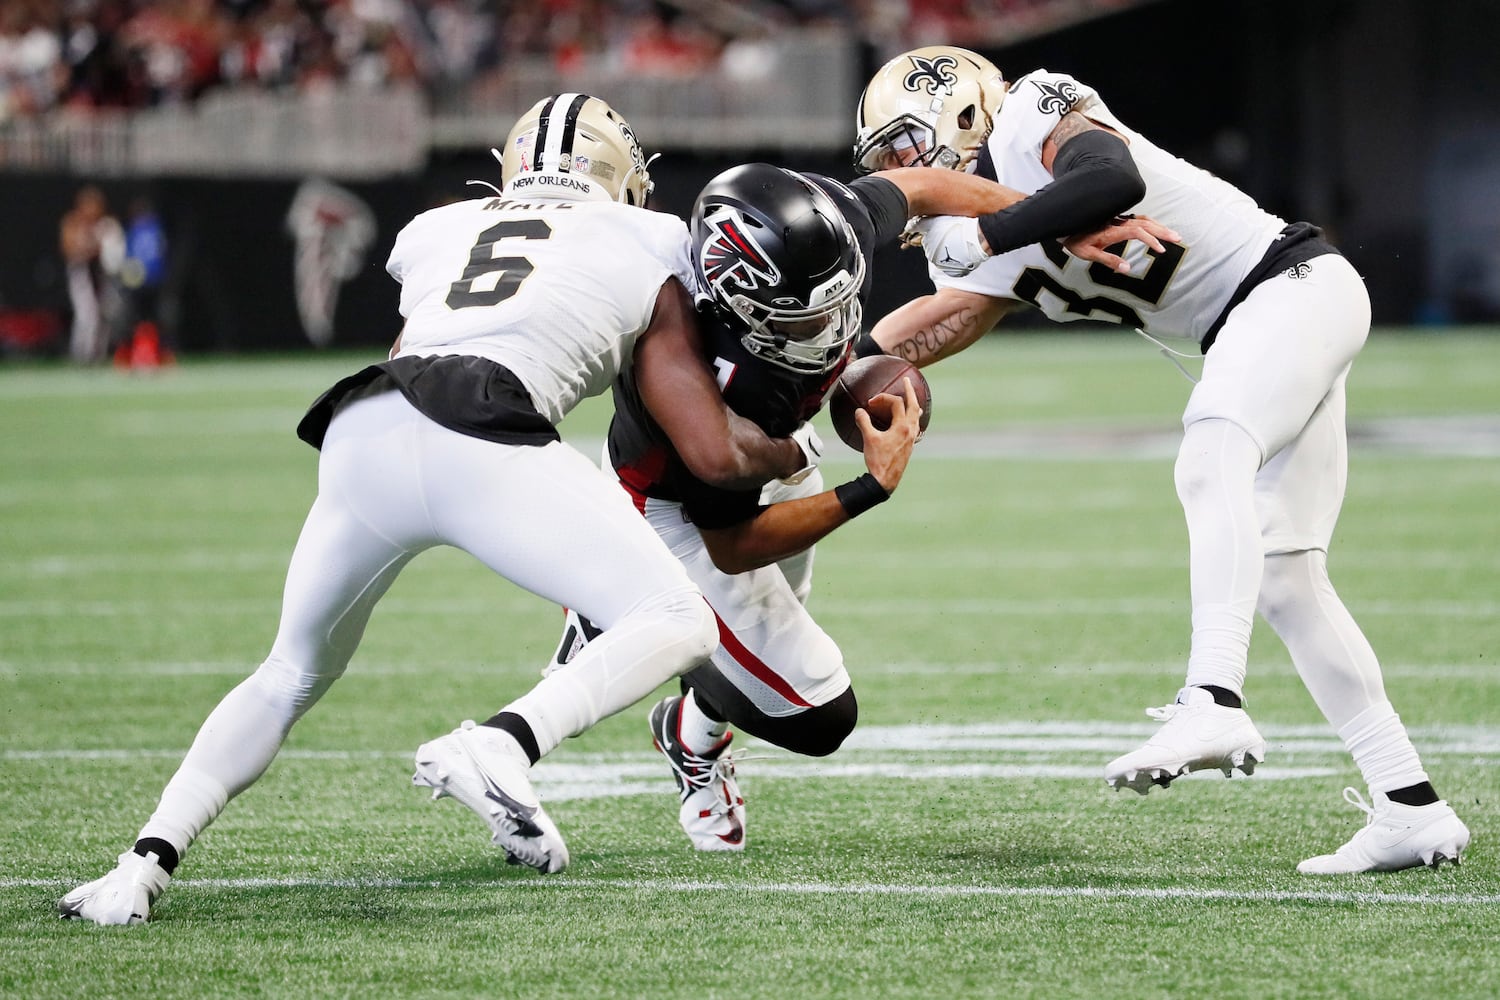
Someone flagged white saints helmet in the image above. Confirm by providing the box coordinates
[852,46,1007,174]
[499,93,654,206]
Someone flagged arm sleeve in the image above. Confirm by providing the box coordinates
[806,173,908,307]
[843,175,911,247]
[975,129,1145,255]
[806,173,908,258]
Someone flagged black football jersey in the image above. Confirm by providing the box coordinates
[608,174,909,531]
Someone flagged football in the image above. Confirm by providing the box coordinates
[828,354,932,452]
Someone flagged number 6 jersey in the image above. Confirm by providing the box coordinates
[934,70,1299,349]
[387,195,695,424]
[297,193,694,451]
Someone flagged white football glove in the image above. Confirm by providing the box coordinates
[781,421,823,485]
[909,216,990,277]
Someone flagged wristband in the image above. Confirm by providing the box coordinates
[834,473,891,518]
[852,333,887,360]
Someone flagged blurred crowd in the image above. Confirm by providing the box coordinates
[0,0,1108,122]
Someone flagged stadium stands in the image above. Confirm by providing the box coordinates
[1,0,1157,168]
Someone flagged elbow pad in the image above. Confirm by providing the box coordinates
[978,129,1145,255]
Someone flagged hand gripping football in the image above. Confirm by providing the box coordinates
[828,355,932,452]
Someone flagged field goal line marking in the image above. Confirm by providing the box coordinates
[7,875,1496,907]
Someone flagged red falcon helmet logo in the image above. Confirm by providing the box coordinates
[700,212,781,293]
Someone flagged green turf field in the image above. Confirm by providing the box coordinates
[3,329,1497,999]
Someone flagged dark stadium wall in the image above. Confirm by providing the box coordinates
[0,174,419,353]
[0,158,896,355]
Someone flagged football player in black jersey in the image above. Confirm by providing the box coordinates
[555,162,1173,851]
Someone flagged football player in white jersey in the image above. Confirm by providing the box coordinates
[850,46,1470,874]
[58,94,824,925]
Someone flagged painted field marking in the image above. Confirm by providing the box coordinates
[5,874,1496,907]
[5,718,1496,802]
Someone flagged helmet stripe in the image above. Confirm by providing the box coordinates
[530,94,560,172]
[555,93,591,169]
[534,92,586,174]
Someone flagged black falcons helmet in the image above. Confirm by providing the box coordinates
[691,163,865,375]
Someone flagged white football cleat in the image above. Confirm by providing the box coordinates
[1104,686,1268,794]
[58,850,172,925]
[648,696,745,852]
[413,721,569,873]
[1298,787,1471,875]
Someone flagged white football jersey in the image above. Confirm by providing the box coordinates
[388,195,694,424]
[935,70,1288,344]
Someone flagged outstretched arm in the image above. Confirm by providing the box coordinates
[697,378,924,574]
[869,288,1013,367]
[905,112,1169,277]
[635,278,809,490]
[875,166,1026,219]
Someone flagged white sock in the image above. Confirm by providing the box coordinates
[678,689,730,755]
[136,654,324,857]
[501,588,714,758]
[1339,702,1430,795]
[136,766,229,862]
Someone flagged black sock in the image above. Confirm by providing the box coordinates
[133,838,180,875]
[481,711,541,765]
[1385,781,1439,807]
[1197,684,1243,709]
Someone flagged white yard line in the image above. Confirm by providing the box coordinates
[6,720,1498,761]
[5,874,1496,907]
[4,713,1496,805]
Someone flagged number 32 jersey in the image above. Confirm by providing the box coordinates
[935,70,1289,347]
[388,195,695,425]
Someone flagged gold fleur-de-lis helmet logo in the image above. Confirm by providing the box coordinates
[903,54,959,96]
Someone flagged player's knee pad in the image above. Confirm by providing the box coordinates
[251,652,342,719]
[772,687,859,758]
[677,594,720,664]
[683,673,858,757]
[633,587,718,672]
[1175,419,1260,508]
[741,689,852,758]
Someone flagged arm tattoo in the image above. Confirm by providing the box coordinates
[887,301,983,363]
[1049,111,1096,150]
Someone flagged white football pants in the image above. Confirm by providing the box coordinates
[1174,253,1426,790]
[633,468,850,718]
[137,390,716,859]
